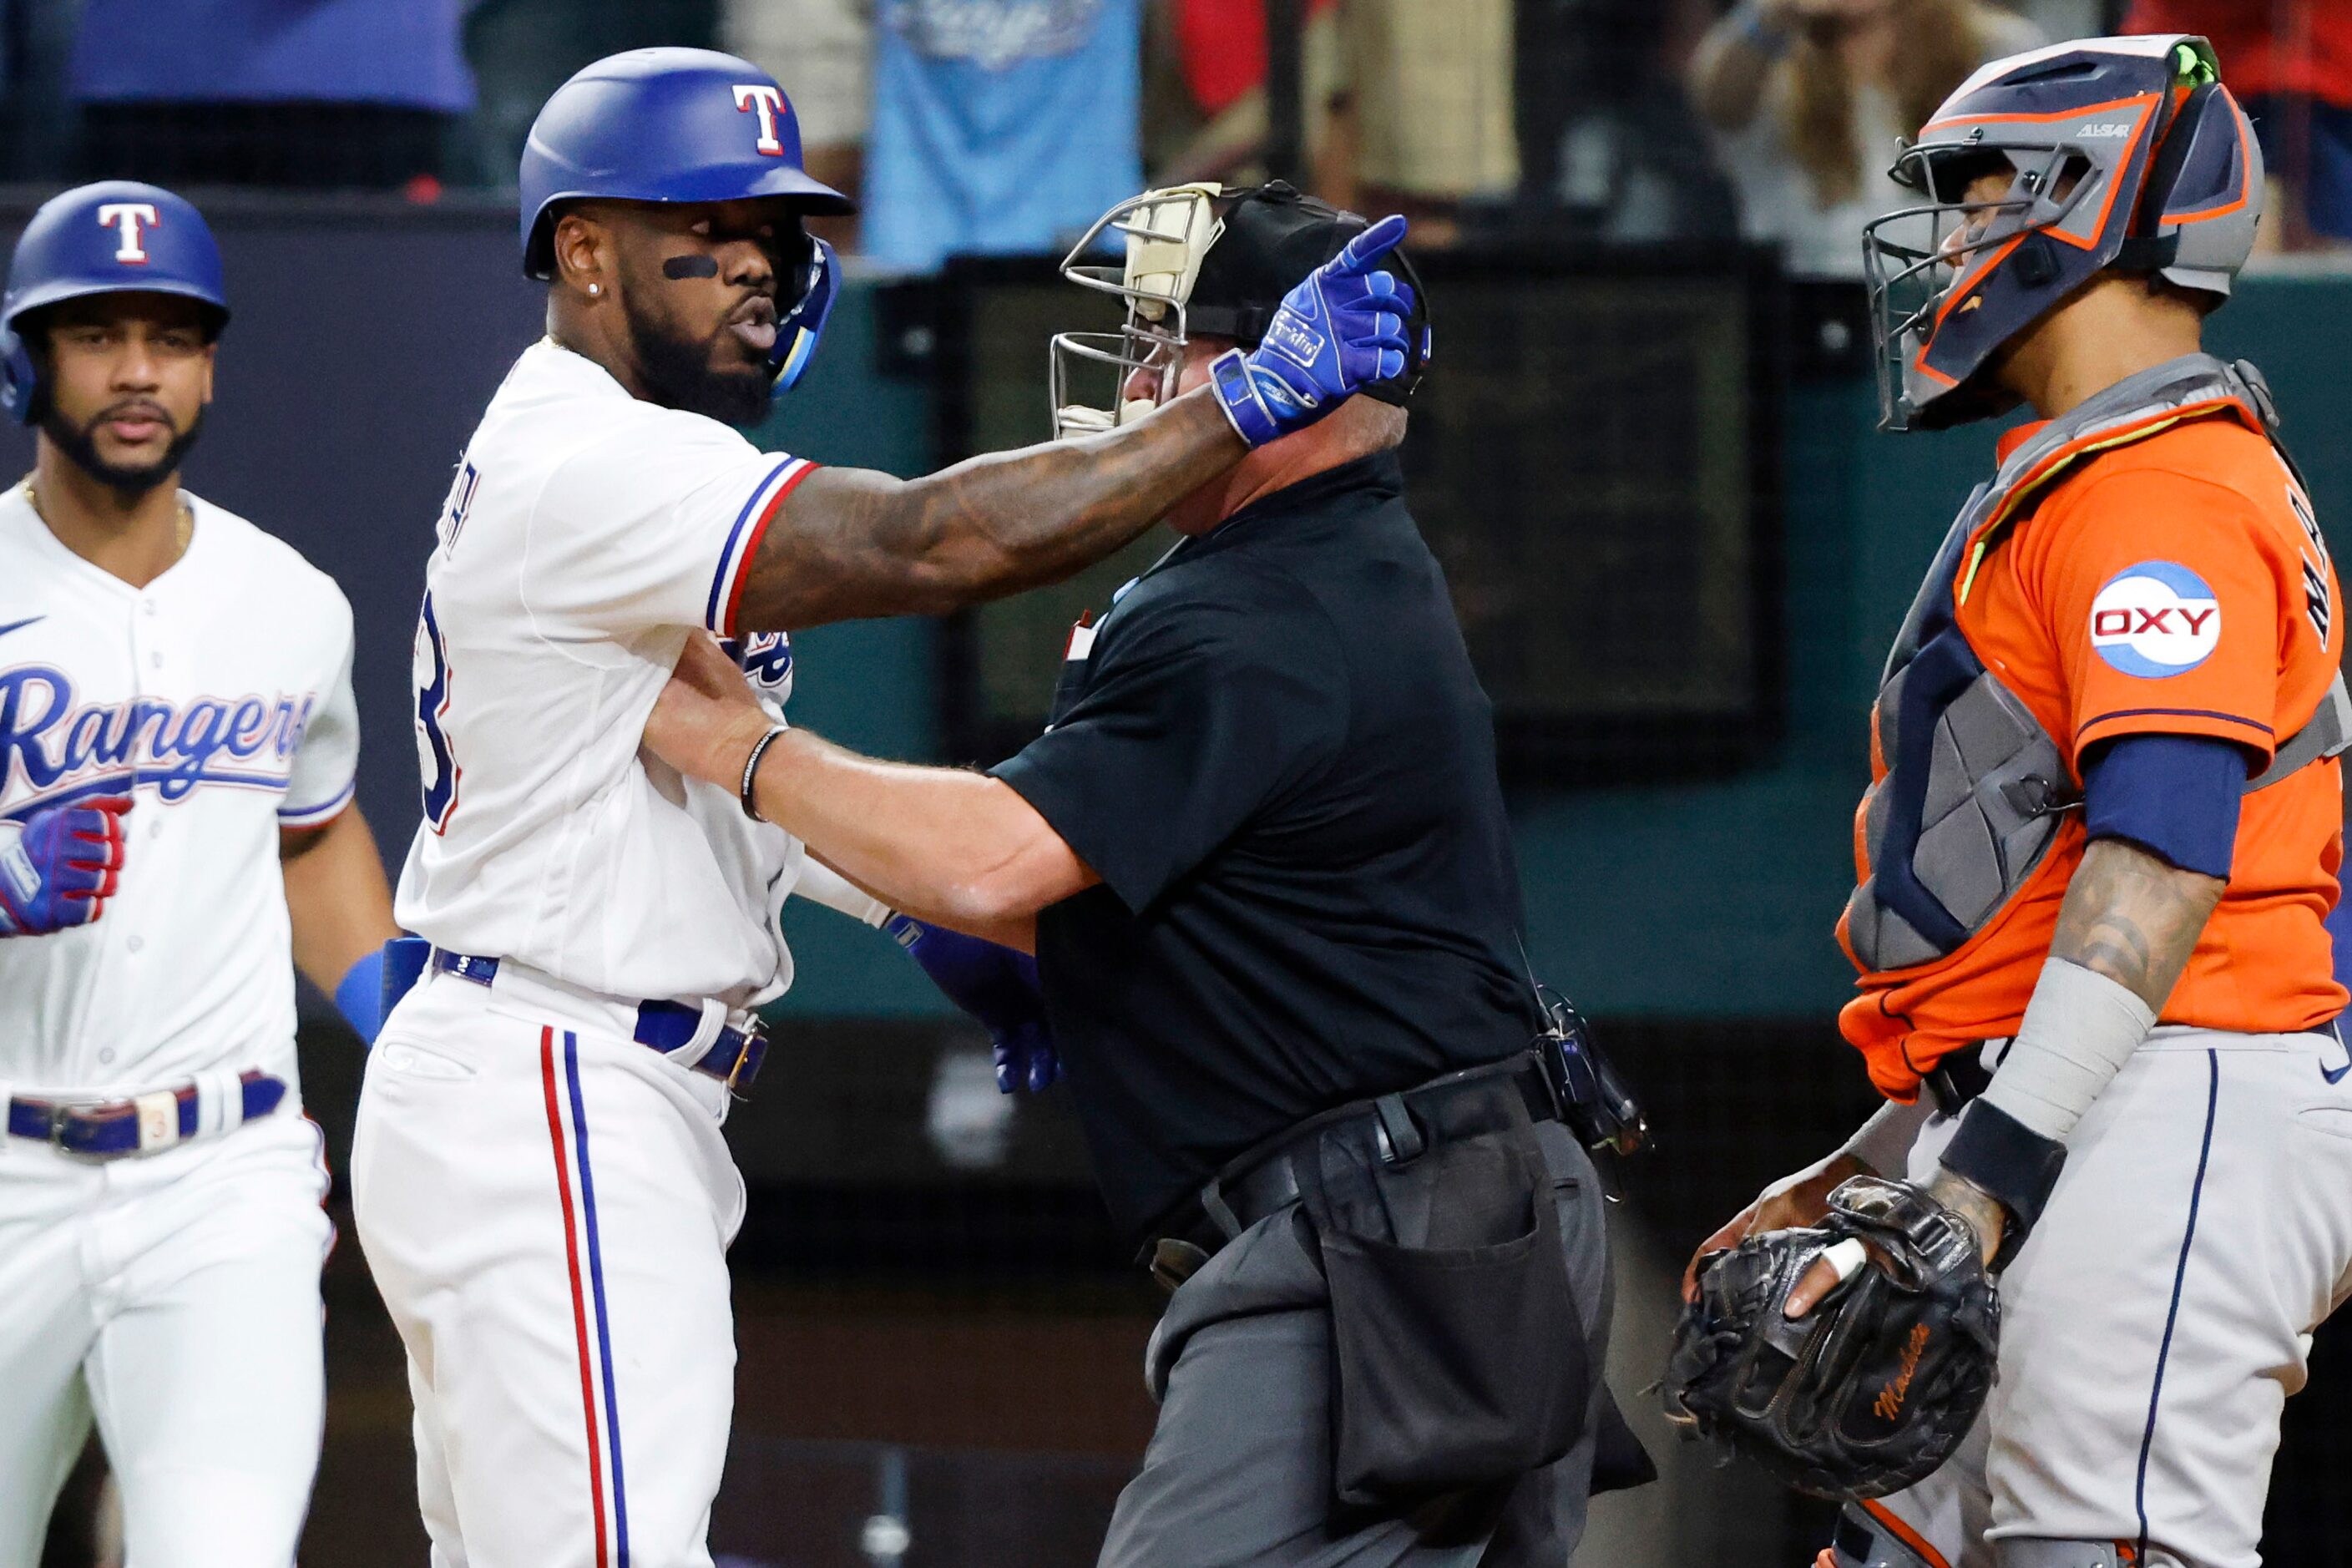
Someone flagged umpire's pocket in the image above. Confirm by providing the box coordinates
[1302,1125,1591,1508]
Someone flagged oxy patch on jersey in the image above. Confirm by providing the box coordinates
[2090,560,2221,679]
[0,665,317,814]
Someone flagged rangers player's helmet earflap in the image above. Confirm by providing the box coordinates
[1863,34,2262,432]
[0,180,230,427]
[520,47,854,396]
[1050,181,1430,440]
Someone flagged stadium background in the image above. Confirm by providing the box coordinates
[4,0,2349,1563]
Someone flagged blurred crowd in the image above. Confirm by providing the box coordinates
[0,0,2344,271]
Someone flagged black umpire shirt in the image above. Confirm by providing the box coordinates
[991,450,1540,1245]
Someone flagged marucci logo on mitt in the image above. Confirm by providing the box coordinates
[1873,1323,1932,1422]
[1660,1176,2000,1502]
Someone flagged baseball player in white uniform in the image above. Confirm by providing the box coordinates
[353,45,1419,1568]
[0,182,399,1565]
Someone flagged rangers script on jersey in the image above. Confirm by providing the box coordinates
[0,486,358,1092]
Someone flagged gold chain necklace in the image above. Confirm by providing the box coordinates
[22,478,193,563]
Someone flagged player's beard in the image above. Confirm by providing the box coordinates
[41,402,205,497]
[627,305,770,428]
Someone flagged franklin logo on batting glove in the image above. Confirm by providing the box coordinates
[2088,560,2221,678]
[1207,213,1415,448]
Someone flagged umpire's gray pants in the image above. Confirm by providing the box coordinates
[1099,1120,1613,1568]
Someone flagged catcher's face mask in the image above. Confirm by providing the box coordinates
[1050,184,1225,441]
[1861,34,2259,432]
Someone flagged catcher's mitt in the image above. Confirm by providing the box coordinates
[1661,1174,2000,1501]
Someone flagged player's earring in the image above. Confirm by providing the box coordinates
[588,283,601,296]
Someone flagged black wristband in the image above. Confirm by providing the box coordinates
[1939,1100,2067,1262]
[738,726,789,822]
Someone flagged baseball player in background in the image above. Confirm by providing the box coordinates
[0,182,400,1564]
[352,47,1417,1567]
[1686,36,2352,1568]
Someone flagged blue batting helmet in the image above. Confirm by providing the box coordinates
[1864,35,2262,432]
[519,47,852,396]
[1,180,230,425]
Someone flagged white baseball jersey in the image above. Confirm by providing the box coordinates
[394,339,814,1009]
[0,485,359,1092]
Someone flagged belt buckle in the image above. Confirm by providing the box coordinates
[41,1102,74,1149]
[722,1019,766,1095]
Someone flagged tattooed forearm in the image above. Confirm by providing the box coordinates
[2050,837,2224,1011]
[734,388,1246,630]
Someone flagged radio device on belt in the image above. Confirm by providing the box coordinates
[1525,960,1649,1196]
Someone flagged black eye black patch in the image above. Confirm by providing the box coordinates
[662,255,721,281]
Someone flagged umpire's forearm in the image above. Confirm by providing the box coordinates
[749,731,1086,933]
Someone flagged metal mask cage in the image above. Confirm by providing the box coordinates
[1049,185,1223,440]
[1862,139,2096,432]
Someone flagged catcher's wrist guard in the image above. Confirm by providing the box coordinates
[1662,1175,2000,1501]
[1937,1101,2065,1267]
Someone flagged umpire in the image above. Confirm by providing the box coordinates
[641,183,1649,1565]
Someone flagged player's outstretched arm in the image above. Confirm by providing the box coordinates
[737,389,1244,631]
[733,214,1416,632]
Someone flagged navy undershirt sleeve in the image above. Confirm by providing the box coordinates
[2080,732,2250,881]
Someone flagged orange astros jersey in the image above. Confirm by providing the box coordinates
[1841,411,2347,1097]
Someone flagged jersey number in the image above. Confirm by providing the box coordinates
[2288,480,2335,645]
[414,592,460,833]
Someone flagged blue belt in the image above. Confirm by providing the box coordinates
[7,1071,286,1159]
[428,949,767,1094]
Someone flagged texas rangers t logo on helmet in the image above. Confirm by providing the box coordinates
[96,202,159,264]
[731,84,787,155]
[2090,560,2222,678]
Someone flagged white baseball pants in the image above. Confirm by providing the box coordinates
[1853,1027,2352,1568]
[352,967,746,1568]
[0,1108,331,1568]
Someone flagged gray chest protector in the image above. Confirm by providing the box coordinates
[1844,356,2350,975]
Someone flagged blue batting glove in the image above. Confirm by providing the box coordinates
[1210,213,1415,448]
[0,793,131,937]
[335,946,390,1046]
[884,913,1060,1094]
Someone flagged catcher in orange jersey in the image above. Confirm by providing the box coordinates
[1684,34,2352,1568]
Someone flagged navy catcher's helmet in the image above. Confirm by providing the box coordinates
[520,47,853,395]
[1864,34,2262,432]
[1,180,230,426]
